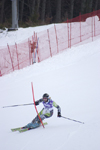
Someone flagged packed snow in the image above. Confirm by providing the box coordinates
[0,22,100,150]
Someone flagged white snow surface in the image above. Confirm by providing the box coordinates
[0,24,55,47]
[0,23,100,150]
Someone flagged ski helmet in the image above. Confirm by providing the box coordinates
[43,93,49,99]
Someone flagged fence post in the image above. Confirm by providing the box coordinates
[28,39,32,65]
[91,14,93,41]
[7,44,14,71]
[34,33,38,63]
[67,18,70,48]
[35,36,39,63]
[54,24,59,53]
[80,13,82,42]
[93,10,96,37]
[70,22,71,48]
[0,70,2,77]
[47,29,52,57]
[15,43,19,70]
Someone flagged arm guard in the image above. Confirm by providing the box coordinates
[53,101,61,113]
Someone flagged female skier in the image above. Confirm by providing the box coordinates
[24,93,61,129]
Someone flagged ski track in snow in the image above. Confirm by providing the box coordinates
[19,123,80,150]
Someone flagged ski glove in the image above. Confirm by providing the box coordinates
[35,101,39,105]
[58,112,61,117]
[35,99,43,105]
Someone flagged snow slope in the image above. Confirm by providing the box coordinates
[0,24,55,47]
[0,24,100,150]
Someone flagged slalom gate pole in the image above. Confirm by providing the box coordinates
[2,103,34,108]
[61,116,84,124]
[31,82,45,128]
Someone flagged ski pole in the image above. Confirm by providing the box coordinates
[2,103,34,108]
[61,116,84,124]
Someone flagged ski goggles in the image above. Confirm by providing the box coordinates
[43,97,48,100]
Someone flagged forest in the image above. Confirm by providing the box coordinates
[0,0,100,28]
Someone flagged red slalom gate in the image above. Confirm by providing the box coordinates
[31,82,45,128]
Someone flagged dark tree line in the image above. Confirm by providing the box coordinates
[0,0,100,28]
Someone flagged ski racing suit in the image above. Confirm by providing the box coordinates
[25,98,61,128]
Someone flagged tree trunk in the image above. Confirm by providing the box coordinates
[46,0,51,17]
[81,0,86,14]
[88,0,93,13]
[55,0,61,23]
[36,0,40,14]
[70,0,74,19]
[95,0,99,10]
[45,0,52,23]
[31,0,36,15]
[41,0,46,23]
[20,0,24,22]
[0,0,5,23]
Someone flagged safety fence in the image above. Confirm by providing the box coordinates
[0,33,38,76]
[0,9,100,76]
[37,10,100,62]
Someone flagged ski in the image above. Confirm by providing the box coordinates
[11,122,47,132]
[19,122,48,133]
[11,127,22,132]
[19,128,31,133]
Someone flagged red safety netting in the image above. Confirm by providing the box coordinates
[37,30,50,62]
[0,35,38,76]
[0,10,100,76]
[37,10,100,62]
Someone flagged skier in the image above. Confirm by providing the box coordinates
[23,93,61,129]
